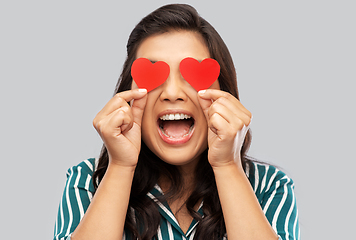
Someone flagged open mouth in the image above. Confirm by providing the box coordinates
[157,113,195,144]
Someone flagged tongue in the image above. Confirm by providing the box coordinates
[163,120,191,138]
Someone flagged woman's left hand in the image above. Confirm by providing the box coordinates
[198,89,252,169]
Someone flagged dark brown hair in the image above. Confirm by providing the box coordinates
[93,4,252,239]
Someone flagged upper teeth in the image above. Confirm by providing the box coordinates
[160,113,191,120]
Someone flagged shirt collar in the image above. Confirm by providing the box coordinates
[146,184,204,238]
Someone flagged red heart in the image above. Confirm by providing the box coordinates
[179,57,220,91]
[131,58,170,92]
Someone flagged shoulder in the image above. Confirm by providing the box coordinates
[246,161,295,199]
[66,158,98,177]
[64,158,98,193]
[246,161,299,238]
[54,159,98,239]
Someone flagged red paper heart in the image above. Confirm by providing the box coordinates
[131,58,170,92]
[179,57,220,91]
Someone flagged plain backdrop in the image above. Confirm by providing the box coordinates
[1,0,355,239]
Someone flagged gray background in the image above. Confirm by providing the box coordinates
[1,0,355,239]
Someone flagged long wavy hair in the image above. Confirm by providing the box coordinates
[93,4,253,240]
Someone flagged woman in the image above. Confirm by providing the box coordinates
[54,4,299,240]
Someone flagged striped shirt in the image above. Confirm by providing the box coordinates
[54,158,299,240]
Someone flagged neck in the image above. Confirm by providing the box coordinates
[158,157,199,197]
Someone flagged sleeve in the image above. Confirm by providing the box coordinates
[260,169,300,240]
[53,159,96,240]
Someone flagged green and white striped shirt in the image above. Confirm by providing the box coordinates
[54,158,299,240]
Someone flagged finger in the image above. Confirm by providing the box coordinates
[97,89,147,119]
[208,98,252,127]
[209,111,250,145]
[99,106,133,137]
[130,92,147,127]
[198,89,252,119]
[197,95,213,121]
[93,89,147,130]
[112,106,134,134]
[208,112,232,137]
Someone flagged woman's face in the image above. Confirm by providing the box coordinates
[132,30,220,167]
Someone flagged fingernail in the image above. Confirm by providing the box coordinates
[138,88,147,93]
[198,90,206,95]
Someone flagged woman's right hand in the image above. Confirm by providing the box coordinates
[93,89,147,168]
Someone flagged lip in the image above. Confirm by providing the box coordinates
[157,109,194,119]
[157,109,195,145]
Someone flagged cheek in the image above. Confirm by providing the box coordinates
[131,81,138,90]
[140,113,152,147]
[140,95,156,140]
[209,79,220,90]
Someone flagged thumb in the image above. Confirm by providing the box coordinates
[197,90,213,121]
[130,89,148,127]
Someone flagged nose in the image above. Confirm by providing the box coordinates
[159,67,187,102]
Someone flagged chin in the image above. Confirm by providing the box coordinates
[159,154,199,166]
[146,140,208,168]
